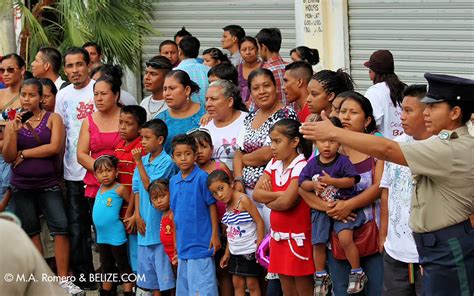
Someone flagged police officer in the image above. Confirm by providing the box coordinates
[299,73,473,295]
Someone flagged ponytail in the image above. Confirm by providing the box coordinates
[270,119,312,159]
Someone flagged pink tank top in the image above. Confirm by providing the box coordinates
[84,114,121,198]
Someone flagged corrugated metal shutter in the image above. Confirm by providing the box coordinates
[348,0,474,92]
[143,0,296,63]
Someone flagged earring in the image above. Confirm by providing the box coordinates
[187,96,191,102]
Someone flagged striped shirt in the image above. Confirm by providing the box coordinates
[222,206,258,255]
[263,55,288,106]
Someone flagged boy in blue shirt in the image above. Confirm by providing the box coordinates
[131,119,176,294]
[170,134,220,296]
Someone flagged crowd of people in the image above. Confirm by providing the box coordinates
[0,24,472,296]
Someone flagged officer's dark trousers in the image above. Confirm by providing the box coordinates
[413,220,473,296]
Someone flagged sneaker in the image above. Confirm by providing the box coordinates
[314,274,331,296]
[59,279,84,295]
[347,272,368,294]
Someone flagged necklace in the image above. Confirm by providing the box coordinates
[29,110,45,122]
[148,97,166,117]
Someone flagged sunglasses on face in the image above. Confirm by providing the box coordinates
[0,67,19,74]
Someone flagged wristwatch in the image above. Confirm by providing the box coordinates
[234,176,244,184]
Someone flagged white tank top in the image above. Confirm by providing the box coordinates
[221,196,258,255]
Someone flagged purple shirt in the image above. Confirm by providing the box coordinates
[299,153,359,200]
[11,112,60,189]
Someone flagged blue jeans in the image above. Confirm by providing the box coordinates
[327,250,383,296]
[0,154,13,212]
[65,180,94,281]
[12,185,68,236]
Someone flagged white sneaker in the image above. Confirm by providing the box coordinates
[59,280,84,295]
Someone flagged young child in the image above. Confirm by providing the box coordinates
[131,119,176,295]
[148,179,177,267]
[91,155,133,296]
[299,117,366,295]
[115,105,147,273]
[207,170,265,296]
[189,128,234,296]
[189,128,231,176]
[253,119,315,296]
[169,134,220,296]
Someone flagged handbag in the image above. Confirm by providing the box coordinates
[330,205,379,260]
[329,157,380,260]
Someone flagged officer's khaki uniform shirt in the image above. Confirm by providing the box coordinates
[400,126,474,233]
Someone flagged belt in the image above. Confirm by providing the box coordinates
[270,230,309,261]
[413,220,472,247]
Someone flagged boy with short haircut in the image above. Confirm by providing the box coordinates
[255,28,288,106]
[379,84,431,295]
[115,105,147,273]
[170,134,220,296]
[131,119,176,294]
[221,25,246,67]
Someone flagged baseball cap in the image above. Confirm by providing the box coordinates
[363,50,394,74]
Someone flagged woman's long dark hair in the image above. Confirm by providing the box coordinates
[338,91,377,134]
[373,73,406,108]
[269,119,313,159]
[312,69,355,98]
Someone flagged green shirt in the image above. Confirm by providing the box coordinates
[400,126,474,233]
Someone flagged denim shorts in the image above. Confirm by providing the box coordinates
[137,244,175,291]
[12,186,68,236]
[228,253,262,277]
[177,257,218,296]
[312,208,366,244]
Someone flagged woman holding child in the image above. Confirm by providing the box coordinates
[300,92,384,295]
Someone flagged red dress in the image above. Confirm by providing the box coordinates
[267,158,314,276]
[160,212,176,263]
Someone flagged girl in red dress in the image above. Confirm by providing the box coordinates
[149,180,177,269]
[253,119,314,296]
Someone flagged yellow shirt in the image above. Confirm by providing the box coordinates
[400,126,474,233]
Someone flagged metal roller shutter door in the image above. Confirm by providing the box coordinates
[348,0,474,92]
[143,0,296,63]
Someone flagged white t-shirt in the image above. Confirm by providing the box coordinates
[120,90,138,106]
[140,95,169,121]
[467,120,474,136]
[55,80,96,181]
[54,76,66,91]
[380,134,419,263]
[365,82,403,139]
[203,111,247,171]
